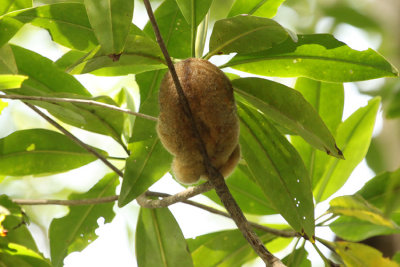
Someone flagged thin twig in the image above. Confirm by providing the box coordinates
[0,94,157,121]
[12,196,119,206]
[26,103,124,177]
[137,182,213,208]
[142,1,284,266]
[144,191,298,238]
[11,186,297,238]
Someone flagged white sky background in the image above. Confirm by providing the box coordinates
[0,2,388,266]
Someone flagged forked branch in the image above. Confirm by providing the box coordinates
[142,1,285,266]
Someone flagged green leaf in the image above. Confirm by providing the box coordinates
[0,129,105,176]
[0,17,23,47]
[282,247,311,267]
[314,97,380,202]
[224,34,399,82]
[118,137,172,207]
[118,72,172,206]
[357,170,400,212]
[136,207,193,267]
[335,241,400,267]
[0,243,51,267]
[329,195,398,229]
[384,168,400,216]
[25,93,125,142]
[291,77,344,189]
[175,0,213,26]
[393,252,400,264]
[228,0,286,18]
[144,0,191,59]
[49,173,118,267]
[187,229,275,267]
[0,44,18,74]
[84,0,133,54]
[0,0,32,15]
[0,195,38,252]
[68,25,166,76]
[330,216,400,242]
[387,87,400,118]
[54,50,87,71]
[203,164,276,215]
[0,74,28,89]
[11,45,90,96]
[232,77,343,158]
[7,3,98,51]
[238,103,315,237]
[208,15,288,57]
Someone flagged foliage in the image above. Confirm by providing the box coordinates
[0,0,399,266]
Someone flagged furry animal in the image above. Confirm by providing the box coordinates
[157,58,240,184]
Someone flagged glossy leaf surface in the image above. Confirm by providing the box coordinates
[233,77,343,158]
[0,74,27,89]
[330,216,400,242]
[335,241,400,267]
[8,3,98,51]
[144,0,191,59]
[119,71,172,207]
[175,0,213,26]
[225,34,399,82]
[84,0,133,54]
[203,164,276,215]
[0,243,51,267]
[282,247,311,267]
[0,0,32,15]
[228,0,286,18]
[329,195,398,229]
[12,45,90,96]
[238,103,314,237]
[0,44,17,74]
[136,207,193,267]
[187,229,275,267]
[314,97,380,202]
[209,15,288,56]
[49,173,118,267]
[69,25,165,76]
[0,129,104,176]
[291,77,344,188]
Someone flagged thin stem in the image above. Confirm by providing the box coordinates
[11,187,297,238]
[137,182,213,208]
[0,94,157,121]
[142,1,284,265]
[13,196,119,206]
[26,103,124,177]
[191,0,196,57]
[144,191,298,238]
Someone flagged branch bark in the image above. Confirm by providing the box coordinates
[0,94,157,121]
[26,103,124,177]
[142,1,286,266]
[12,185,297,238]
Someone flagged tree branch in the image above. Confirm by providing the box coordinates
[12,196,119,206]
[136,182,213,208]
[144,191,298,238]
[11,184,297,238]
[25,103,124,177]
[142,1,285,266]
[0,94,157,121]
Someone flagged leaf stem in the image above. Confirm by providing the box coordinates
[0,94,158,121]
[142,0,285,265]
[25,103,124,177]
